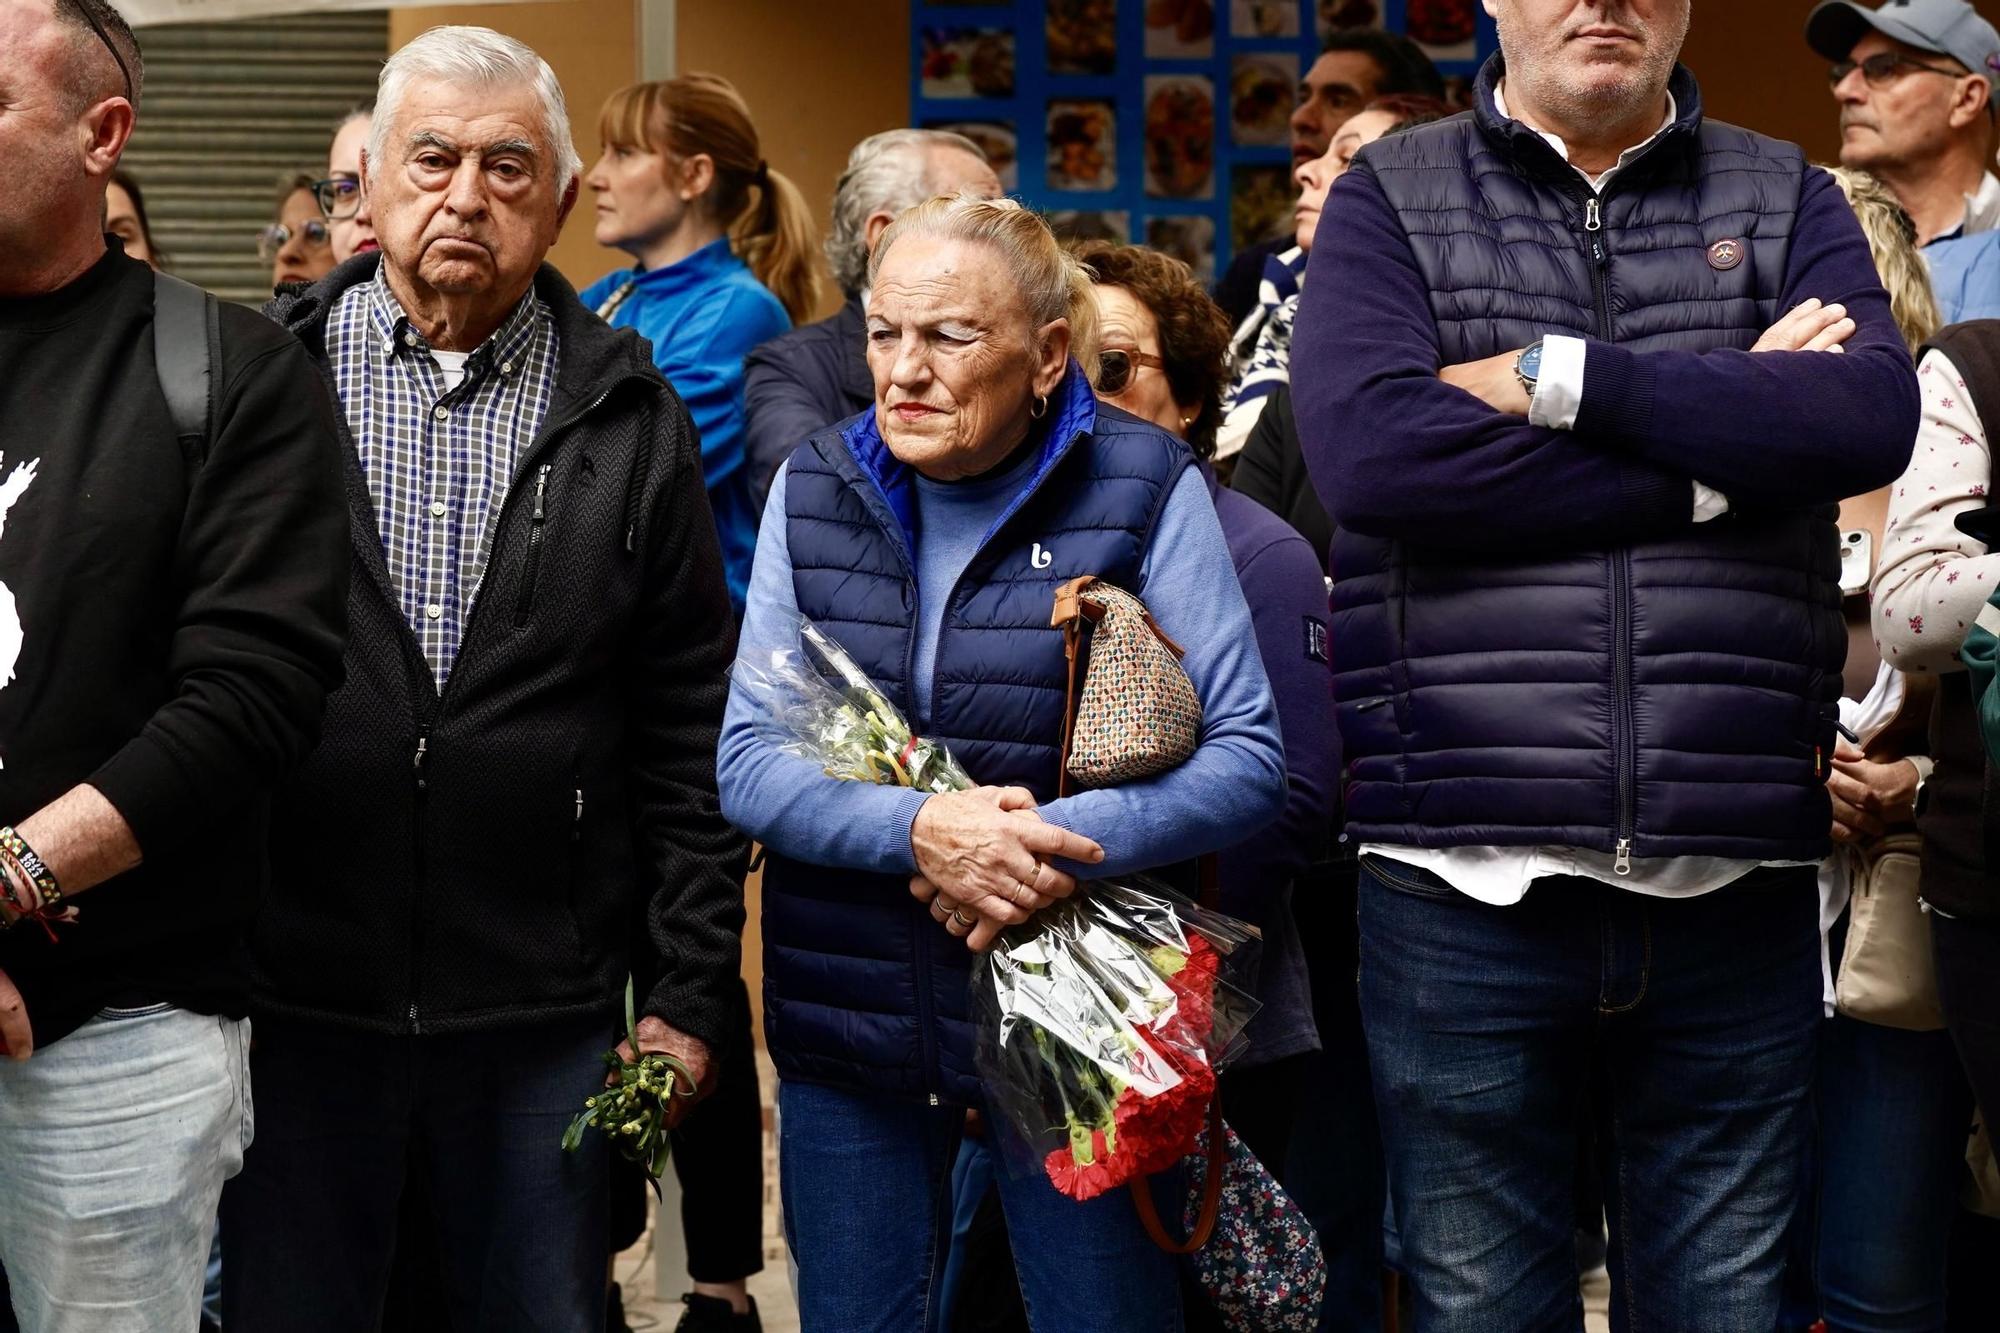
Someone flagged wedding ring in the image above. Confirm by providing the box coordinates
[950,906,976,929]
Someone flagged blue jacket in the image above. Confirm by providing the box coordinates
[720,367,1285,1103]
[1293,58,1918,863]
[583,240,789,608]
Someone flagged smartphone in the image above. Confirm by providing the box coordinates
[1839,528,1872,597]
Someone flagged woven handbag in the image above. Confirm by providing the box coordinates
[1050,575,1202,793]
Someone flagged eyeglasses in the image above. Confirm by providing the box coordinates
[313,175,363,220]
[1829,51,1966,89]
[257,219,332,261]
[1098,347,1167,395]
[73,4,134,105]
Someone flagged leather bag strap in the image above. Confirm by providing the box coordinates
[1130,1091,1227,1254]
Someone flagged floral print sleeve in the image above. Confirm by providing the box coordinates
[1873,349,2000,674]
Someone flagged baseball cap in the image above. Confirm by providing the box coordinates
[1806,0,2000,86]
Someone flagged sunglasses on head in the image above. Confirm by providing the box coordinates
[73,4,134,105]
[1097,347,1166,395]
[258,219,332,261]
[1829,51,1965,89]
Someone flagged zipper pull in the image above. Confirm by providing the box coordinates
[532,463,550,521]
[413,734,428,790]
[1585,196,1607,265]
[573,787,583,840]
[1613,838,1632,876]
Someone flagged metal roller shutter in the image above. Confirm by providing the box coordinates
[124,12,388,306]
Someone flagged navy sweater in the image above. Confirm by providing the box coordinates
[1296,157,1918,547]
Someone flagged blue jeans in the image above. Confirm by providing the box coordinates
[220,1014,612,1332]
[1356,858,1820,1333]
[779,1080,1183,1332]
[0,1005,251,1333]
[1810,1014,1971,1332]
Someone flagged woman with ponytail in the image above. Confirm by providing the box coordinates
[583,74,824,610]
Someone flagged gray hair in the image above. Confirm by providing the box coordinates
[827,128,989,296]
[869,194,1098,370]
[369,26,582,194]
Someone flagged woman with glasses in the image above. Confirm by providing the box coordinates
[1074,237,1330,1175]
[316,102,377,264]
[261,173,334,291]
[1072,238,1380,1330]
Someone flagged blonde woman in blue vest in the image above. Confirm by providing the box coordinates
[717,195,1284,1331]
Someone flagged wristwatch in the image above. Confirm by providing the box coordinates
[1514,339,1545,396]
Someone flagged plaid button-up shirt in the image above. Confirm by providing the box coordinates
[326,270,559,684]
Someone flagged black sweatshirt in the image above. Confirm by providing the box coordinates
[0,245,350,1048]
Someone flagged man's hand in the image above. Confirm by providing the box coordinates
[1439,349,1533,416]
[1829,740,1920,843]
[613,1017,713,1129]
[1753,299,1855,355]
[0,966,31,1061]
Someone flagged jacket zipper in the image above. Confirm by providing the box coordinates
[512,463,552,627]
[904,572,943,1106]
[401,378,628,1033]
[409,732,429,1032]
[1578,189,1635,873]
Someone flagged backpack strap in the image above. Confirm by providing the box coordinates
[151,270,219,472]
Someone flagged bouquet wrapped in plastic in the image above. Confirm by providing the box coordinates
[731,610,1262,1201]
[730,610,973,794]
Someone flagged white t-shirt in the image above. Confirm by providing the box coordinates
[430,348,471,392]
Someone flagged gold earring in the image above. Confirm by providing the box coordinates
[1031,394,1049,420]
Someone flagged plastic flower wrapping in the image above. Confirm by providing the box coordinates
[732,611,1263,1202]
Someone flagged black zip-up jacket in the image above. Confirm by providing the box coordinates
[258,256,747,1050]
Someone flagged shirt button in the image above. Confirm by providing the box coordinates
[432,405,449,421]
[500,361,513,376]
[429,500,446,518]
[425,603,443,620]
[404,331,419,347]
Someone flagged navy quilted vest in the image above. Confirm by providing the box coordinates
[762,369,1193,1104]
[1330,59,1844,863]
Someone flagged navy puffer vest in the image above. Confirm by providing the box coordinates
[1331,59,1843,864]
[763,369,1193,1104]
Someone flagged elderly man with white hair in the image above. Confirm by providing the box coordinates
[220,27,748,1330]
[741,127,1000,511]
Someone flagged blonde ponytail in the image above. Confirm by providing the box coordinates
[733,164,823,325]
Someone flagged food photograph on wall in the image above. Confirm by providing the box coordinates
[911,0,1495,277]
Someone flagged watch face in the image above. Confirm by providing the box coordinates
[1520,342,1543,380]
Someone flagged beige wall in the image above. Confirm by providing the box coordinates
[676,0,910,319]
[387,0,909,306]
[388,0,638,288]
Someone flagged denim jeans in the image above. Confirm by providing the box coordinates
[779,1080,1183,1332]
[220,1014,612,1333]
[1788,1012,1973,1333]
[0,1005,252,1333]
[1356,858,1820,1333]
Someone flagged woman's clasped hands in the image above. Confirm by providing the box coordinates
[908,786,1104,951]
